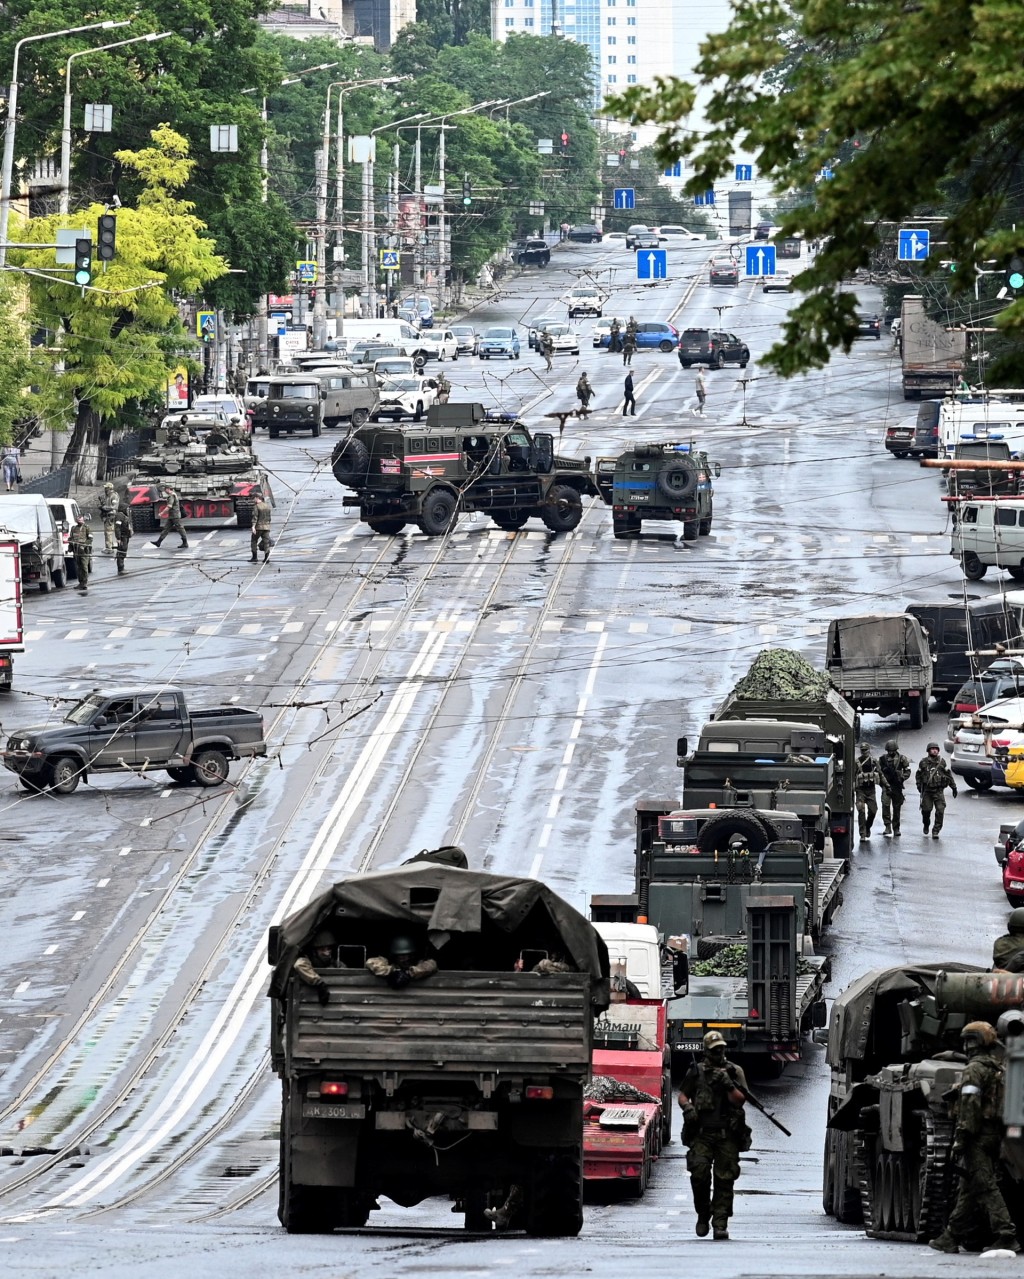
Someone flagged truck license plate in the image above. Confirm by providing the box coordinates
[675,1040,703,1051]
[301,1103,366,1120]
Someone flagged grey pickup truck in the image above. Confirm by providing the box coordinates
[3,686,266,794]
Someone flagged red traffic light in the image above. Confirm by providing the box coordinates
[560,131,570,148]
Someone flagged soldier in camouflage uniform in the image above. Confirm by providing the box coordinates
[878,739,911,837]
[98,481,119,553]
[854,742,880,841]
[929,1021,1021,1254]
[250,496,272,563]
[152,485,189,550]
[113,506,133,575]
[992,908,1024,972]
[678,1030,751,1241]
[293,929,340,1006]
[916,742,957,838]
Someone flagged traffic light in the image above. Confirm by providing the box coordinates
[97,214,116,262]
[560,130,569,151]
[74,237,92,287]
[1008,257,1024,290]
[462,175,472,207]
[309,288,317,304]
[618,148,627,162]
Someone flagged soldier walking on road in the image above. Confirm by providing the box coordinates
[113,506,133,576]
[250,496,272,563]
[929,1022,1021,1255]
[878,739,911,836]
[152,485,189,550]
[540,332,554,372]
[678,1030,751,1241]
[69,515,92,594]
[98,482,119,554]
[576,373,594,411]
[916,742,957,838]
[623,371,637,417]
[854,742,879,841]
[622,332,637,366]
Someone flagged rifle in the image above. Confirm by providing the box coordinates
[733,1078,792,1137]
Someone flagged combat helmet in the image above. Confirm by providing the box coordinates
[927,742,941,752]
[311,929,334,949]
[389,935,418,958]
[885,739,899,753]
[1009,907,1024,934]
[961,1020,998,1049]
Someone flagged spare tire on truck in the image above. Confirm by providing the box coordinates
[656,464,696,501]
[694,811,778,854]
[331,438,370,486]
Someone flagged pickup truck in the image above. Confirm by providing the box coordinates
[3,686,266,794]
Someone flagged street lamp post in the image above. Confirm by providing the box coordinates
[0,18,133,267]
[59,32,173,215]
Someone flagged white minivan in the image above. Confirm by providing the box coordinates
[952,498,1024,580]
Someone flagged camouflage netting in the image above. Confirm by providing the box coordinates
[730,649,832,701]
[585,1075,659,1104]
[691,943,818,978]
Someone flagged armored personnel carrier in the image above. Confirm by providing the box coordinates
[330,403,599,536]
[595,442,720,539]
[125,415,272,532]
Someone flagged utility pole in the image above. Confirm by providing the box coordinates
[312,130,329,348]
[437,124,446,311]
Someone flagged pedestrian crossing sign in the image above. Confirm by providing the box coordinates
[379,249,400,270]
[196,310,216,340]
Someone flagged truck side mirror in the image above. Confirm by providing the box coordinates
[713,462,722,477]
[268,924,281,966]
[676,735,688,762]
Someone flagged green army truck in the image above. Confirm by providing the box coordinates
[698,649,858,857]
[594,441,721,539]
[593,803,844,1070]
[269,863,609,1235]
[826,614,933,730]
[330,404,600,535]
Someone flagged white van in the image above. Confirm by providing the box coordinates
[938,390,1024,457]
[952,498,1024,580]
[0,494,67,590]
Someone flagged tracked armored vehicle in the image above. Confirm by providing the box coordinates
[125,417,272,532]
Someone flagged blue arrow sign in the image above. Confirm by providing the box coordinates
[613,188,635,211]
[819,167,834,181]
[735,164,752,181]
[898,228,930,261]
[663,161,682,178]
[745,244,776,277]
[636,249,667,280]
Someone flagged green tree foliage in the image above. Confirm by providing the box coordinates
[12,127,227,481]
[413,0,492,48]
[0,276,33,445]
[607,0,1024,377]
[0,0,293,317]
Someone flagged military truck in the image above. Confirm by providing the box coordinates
[124,419,272,532]
[593,802,843,1068]
[269,862,609,1234]
[826,614,933,730]
[900,295,968,401]
[331,404,600,536]
[251,369,379,438]
[823,965,1024,1241]
[595,442,720,539]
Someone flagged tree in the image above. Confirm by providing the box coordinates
[12,126,227,482]
[0,276,33,445]
[607,0,1024,376]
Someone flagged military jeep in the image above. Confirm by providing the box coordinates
[596,442,720,539]
[331,403,600,536]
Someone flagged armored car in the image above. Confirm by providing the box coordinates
[595,441,720,538]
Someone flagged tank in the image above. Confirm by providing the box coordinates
[823,965,1024,1242]
[124,415,272,532]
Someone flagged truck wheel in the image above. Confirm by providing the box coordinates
[269,427,280,439]
[909,698,923,730]
[682,520,699,539]
[695,811,776,854]
[417,486,460,536]
[698,516,712,535]
[192,749,229,787]
[962,553,986,580]
[540,484,583,533]
[463,1190,491,1232]
[19,776,45,793]
[52,563,67,589]
[167,765,198,785]
[366,516,407,535]
[656,464,696,501]
[833,1128,864,1224]
[311,419,322,437]
[660,1064,673,1146]
[49,756,81,795]
[351,408,370,428]
[38,568,51,593]
[331,439,371,486]
[492,511,529,531]
[613,515,640,539]
[414,401,424,421]
[281,1181,337,1234]
[525,1150,583,1237]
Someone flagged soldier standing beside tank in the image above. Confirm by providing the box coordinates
[916,742,957,838]
[250,496,272,564]
[98,481,119,554]
[929,1022,1021,1255]
[152,485,189,550]
[879,739,911,837]
[854,742,880,842]
[677,1030,751,1241]
[113,506,133,576]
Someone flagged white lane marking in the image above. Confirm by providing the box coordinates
[545,794,561,819]
[71,911,85,922]
[44,945,58,956]
[108,627,131,639]
[96,879,110,888]
[119,847,132,857]
[282,621,304,633]
[244,675,254,682]
[25,630,46,641]
[64,629,88,641]
[528,852,545,879]
[47,624,454,1208]
[585,620,604,633]
[239,624,261,635]
[672,622,692,634]
[14,982,29,994]
[628,621,648,633]
[584,636,607,697]
[562,742,576,766]
[554,767,569,792]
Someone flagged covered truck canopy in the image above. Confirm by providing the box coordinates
[269,863,611,1010]
[826,614,931,670]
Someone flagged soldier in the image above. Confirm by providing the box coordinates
[250,496,272,563]
[576,373,594,410]
[916,742,957,838]
[435,371,451,404]
[678,1030,751,1241]
[69,515,92,594]
[608,317,622,353]
[992,908,1024,972]
[695,366,707,415]
[98,481,119,554]
[622,330,637,367]
[878,738,911,837]
[366,935,437,990]
[854,742,880,841]
[113,506,133,576]
[294,929,340,1005]
[151,485,189,550]
[623,371,636,417]
[929,1022,1021,1255]
[625,314,638,342]
[540,331,554,372]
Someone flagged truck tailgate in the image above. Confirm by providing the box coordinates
[288,972,594,1075]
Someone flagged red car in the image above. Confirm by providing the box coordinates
[996,819,1024,906]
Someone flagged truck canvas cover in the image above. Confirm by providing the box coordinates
[827,614,930,668]
[270,863,610,1009]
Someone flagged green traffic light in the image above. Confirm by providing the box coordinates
[1012,271,1024,290]
[463,196,472,206]
[74,267,91,285]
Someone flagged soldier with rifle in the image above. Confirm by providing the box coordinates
[878,738,911,837]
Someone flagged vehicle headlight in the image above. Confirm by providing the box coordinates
[18,738,30,750]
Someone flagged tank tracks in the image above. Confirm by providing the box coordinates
[854,1109,954,1242]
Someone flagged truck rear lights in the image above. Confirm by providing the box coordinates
[320,1081,348,1097]
[525,1085,554,1100]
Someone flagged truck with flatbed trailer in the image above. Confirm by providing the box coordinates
[269,863,610,1234]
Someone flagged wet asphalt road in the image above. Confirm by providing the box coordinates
[0,239,1018,1277]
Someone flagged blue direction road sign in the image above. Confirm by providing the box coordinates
[735,164,752,181]
[819,167,834,181]
[745,244,776,277]
[898,228,930,261]
[636,249,668,280]
[663,161,682,178]
[613,187,635,211]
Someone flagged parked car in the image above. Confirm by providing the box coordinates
[450,324,478,355]
[592,318,614,347]
[45,497,85,581]
[677,327,750,369]
[855,313,882,340]
[400,295,434,328]
[0,494,66,591]
[514,238,551,267]
[709,258,740,286]
[597,321,680,352]
[417,329,460,361]
[351,342,404,366]
[761,269,793,293]
[948,660,1024,740]
[373,356,417,379]
[632,230,661,252]
[372,375,438,422]
[528,314,563,350]
[625,224,651,250]
[541,323,580,355]
[478,327,521,360]
[566,286,603,318]
[603,230,628,243]
[884,402,940,458]
[567,224,603,243]
[192,394,245,420]
[995,817,1024,905]
[658,225,705,241]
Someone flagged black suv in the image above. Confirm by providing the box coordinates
[514,239,551,267]
[566,224,603,244]
[677,328,750,369]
